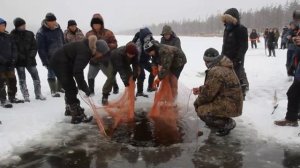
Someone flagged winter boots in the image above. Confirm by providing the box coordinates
[215,118,236,136]
[274,119,299,127]
[48,79,60,97]
[136,81,148,98]
[19,80,46,102]
[9,97,24,104]
[1,100,13,108]
[102,93,109,105]
[200,116,236,136]
[88,79,95,95]
[113,83,119,94]
[68,103,93,124]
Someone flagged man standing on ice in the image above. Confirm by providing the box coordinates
[10,17,46,102]
[160,25,182,50]
[36,13,65,97]
[0,18,24,108]
[193,48,243,136]
[50,35,109,124]
[221,8,249,99]
[143,40,187,99]
[86,13,119,104]
[274,10,300,127]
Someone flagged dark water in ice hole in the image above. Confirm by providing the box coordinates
[3,108,300,168]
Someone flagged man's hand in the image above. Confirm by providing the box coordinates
[192,88,200,95]
[152,76,161,89]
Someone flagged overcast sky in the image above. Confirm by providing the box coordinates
[2,0,287,32]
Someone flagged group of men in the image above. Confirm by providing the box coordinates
[1,8,251,136]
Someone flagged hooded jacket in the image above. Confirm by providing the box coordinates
[86,14,117,50]
[160,32,181,50]
[0,31,17,72]
[194,57,243,118]
[132,27,154,63]
[36,20,64,66]
[221,9,248,67]
[10,29,38,67]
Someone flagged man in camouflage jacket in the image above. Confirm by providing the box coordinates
[193,48,243,136]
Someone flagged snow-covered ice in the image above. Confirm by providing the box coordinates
[0,35,299,165]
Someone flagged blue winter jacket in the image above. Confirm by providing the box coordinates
[36,20,64,66]
[0,31,17,72]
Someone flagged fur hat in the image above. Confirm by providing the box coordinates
[96,40,109,55]
[161,25,173,35]
[125,42,138,55]
[0,18,7,26]
[67,20,77,27]
[13,17,26,28]
[203,48,223,68]
[45,13,57,22]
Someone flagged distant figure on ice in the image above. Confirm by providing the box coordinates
[0,18,24,108]
[36,13,65,97]
[160,25,182,50]
[193,48,243,136]
[132,27,156,96]
[221,8,249,99]
[263,28,269,49]
[286,21,298,77]
[274,10,300,127]
[64,19,84,43]
[281,26,289,49]
[143,40,187,99]
[267,29,276,57]
[50,35,109,124]
[10,17,46,102]
[249,29,259,49]
[274,28,280,49]
[86,13,119,104]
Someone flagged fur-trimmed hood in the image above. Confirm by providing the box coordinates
[88,35,97,55]
[221,14,238,25]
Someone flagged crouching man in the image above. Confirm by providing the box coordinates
[143,40,187,100]
[105,42,139,105]
[193,48,243,136]
[50,35,109,124]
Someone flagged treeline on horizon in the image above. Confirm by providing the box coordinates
[119,0,300,36]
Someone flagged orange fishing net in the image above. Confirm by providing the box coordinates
[103,78,136,129]
[148,75,181,144]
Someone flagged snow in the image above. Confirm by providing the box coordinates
[0,35,300,164]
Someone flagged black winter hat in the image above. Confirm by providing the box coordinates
[224,8,240,21]
[0,18,6,26]
[45,13,57,22]
[204,48,219,59]
[90,18,103,27]
[13,17,26,28]
[293,10,300,20]
[68,20,77,27]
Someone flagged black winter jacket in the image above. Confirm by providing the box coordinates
[50,39,92,92]
[10,29,38,67]
[111,46,139,86]
[222,24,248,67]
[0,31,17,72]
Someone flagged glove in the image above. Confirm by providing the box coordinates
[151,65,158,76]
[152,76,161,89]
[132,74,138,81]
[84,88,91,97]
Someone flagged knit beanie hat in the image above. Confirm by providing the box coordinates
[96,40,110,55]
[45,13,57,22]
[67,20,77,27]
[0,18,7,26]
[203,48,223,68]
[125,42,138,55]
[90,13,103,27]
[13,17,26,28]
